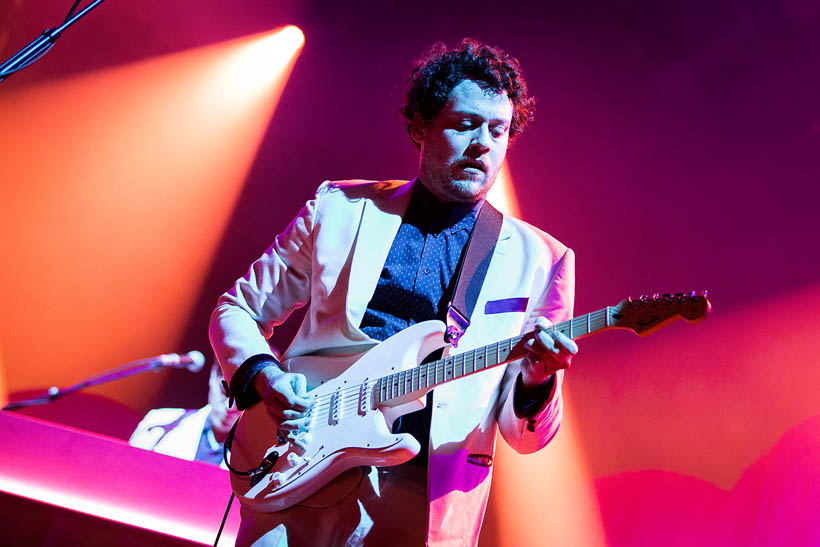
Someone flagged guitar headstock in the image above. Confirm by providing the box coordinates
[609,292,711,336]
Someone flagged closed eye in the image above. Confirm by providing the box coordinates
[491,124,509,138]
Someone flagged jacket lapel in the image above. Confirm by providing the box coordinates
[344,179,415,334]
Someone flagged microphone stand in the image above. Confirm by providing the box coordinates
[3,355,191,411]
[0,0,107,83]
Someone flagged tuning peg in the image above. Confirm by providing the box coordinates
[652,293,660,302]
[689,291,696,298]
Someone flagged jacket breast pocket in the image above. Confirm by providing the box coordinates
[484,297,529,315]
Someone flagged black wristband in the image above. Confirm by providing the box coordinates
[229,354,281,410]
[513,372,555,419]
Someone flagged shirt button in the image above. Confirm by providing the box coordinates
[423,267,430,274]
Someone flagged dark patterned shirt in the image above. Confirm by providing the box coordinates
[360,182,480,340]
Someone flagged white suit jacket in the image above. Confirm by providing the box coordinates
[210,179,575,546]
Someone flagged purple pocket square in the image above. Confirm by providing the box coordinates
[484,297,529,314]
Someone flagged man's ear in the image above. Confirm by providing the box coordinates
[410,116,425,146]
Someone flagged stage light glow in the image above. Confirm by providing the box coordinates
[0,475,223,545]
[482,164,606,545]
[487,162,520,217]
[0,345,6,408]
[0,27,304,408]
[489,397,607,546]
[209,25,305,105]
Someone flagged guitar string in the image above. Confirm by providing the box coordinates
[303,305,668,429]
[279,302,700,435]
[293,309,612,417]
[302,308,612,416]
[303,301,685,414]
[307,332,590,426]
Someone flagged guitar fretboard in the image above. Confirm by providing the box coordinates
[373,307,613,406]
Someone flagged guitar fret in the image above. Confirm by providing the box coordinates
[571,316,582,337]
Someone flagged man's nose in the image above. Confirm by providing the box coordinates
[469,125,492,153]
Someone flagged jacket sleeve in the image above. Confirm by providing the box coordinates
[495,247,575,454]
[208,184,325,387]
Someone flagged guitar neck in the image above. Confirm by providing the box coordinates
[373,307,613,406]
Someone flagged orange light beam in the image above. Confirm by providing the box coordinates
[0,26,304,409]
[484,163,607,546]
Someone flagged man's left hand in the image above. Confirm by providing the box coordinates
[521,316,578,387]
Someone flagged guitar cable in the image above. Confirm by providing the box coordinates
[222,418,280,484]
[213,492,234,547]
[212,419,280,546]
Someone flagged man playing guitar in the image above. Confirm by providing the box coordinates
[210,38,576,546]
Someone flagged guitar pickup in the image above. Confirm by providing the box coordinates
[358,380,370,416]
[328,388,341,426]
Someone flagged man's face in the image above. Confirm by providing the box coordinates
[413,79,513,203]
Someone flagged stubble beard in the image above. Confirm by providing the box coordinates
[423,166,496,204]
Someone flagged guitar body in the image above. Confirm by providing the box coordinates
[228,320,449,512]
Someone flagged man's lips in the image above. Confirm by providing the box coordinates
[455,160,487,173]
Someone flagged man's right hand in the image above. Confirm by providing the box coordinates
[253,365,314,432]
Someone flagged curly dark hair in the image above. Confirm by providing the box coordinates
[400,38,535,149]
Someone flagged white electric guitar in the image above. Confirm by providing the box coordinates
[227,292,710,512]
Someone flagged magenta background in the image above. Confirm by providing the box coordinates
[2,1,819,545]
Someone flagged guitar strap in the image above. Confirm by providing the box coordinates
[444,200,504,347]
